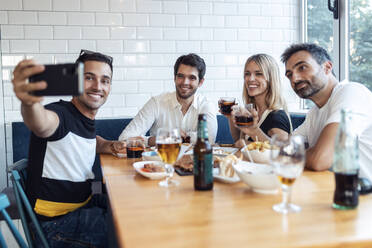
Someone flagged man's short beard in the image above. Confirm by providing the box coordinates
[176,87,197,99]
[294,81,323,99]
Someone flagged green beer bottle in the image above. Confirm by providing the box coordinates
[193,114,213,190]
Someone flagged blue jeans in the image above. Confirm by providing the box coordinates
[33,194,108,248]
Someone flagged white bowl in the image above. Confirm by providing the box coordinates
[233,161,279,194]
[141,151,162,161]
[133,161,166,180]
[241,147,278,164]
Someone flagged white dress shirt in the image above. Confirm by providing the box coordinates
[119,91,218,144]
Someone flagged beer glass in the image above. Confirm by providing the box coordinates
[270,135,305,214]
[156,128,182,187]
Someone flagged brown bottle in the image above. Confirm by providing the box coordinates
[193,114,213,190]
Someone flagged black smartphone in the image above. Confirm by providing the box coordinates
[29,63,84,96]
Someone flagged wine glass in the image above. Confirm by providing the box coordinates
[270,135,305,214]
[156,128,182,187]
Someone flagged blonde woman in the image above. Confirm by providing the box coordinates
[227,54,292,146]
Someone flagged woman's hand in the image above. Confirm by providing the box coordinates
[232,107,260,137]
[234,138,247,149]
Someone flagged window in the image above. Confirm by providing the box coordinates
[306,0,372,92]
[349,0,372,91]
[307,0,334,58]
[305,0,335,109]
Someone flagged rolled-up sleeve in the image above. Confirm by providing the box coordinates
[118,97,157,141]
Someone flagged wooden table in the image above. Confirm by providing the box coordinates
[100,154,372,248]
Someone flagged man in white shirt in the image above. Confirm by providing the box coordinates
[281,43,372,180]
[119,53,217,146]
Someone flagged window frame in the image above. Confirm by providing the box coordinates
[303,0,349,81]
[301,0,350,108]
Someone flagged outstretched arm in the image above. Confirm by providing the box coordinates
[12,59,59,138]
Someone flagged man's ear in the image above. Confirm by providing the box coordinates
[198,78,205,88]
[323,61,333,75]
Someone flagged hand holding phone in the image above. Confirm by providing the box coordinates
[29,63,84,96]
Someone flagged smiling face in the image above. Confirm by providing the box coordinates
[244,61,268,98]
[175,64,203,100]
[74,60,112,115]
[285,51,328,99]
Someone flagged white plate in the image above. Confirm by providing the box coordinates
[213,168,240,183]
[184,146,238,156]
[213,147,238,156]
[133,161,167,180]
[183,144,194,155]
[141,151,162,161]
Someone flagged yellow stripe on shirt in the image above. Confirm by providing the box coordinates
[34,196,91,217]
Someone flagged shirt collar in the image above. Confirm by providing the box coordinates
[171,91,200,110]
[190,93,200,110]
[170,92,181,109]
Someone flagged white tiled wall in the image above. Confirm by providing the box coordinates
[0,0,301,167]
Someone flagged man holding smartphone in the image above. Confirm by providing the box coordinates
[12,50,122,247]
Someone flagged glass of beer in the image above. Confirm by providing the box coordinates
[270,135,305,214]
[156,128,182,187]
[232,103,254,127]
[126,137,145,158]
[218,97,236,115]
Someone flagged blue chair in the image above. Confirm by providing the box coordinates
[9,159,50,248]
[0,193,28,248]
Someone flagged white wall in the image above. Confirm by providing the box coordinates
[0,31,6,189]
[0,0,301,178]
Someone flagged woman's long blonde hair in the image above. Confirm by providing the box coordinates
[242,54,287,112]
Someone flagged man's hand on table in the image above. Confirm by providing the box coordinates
[111,136,147,157]
[110,140,127,157]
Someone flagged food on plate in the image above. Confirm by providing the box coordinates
[213,156,222,168]
[175,155,193,172]
[141,163,165,173]
[219,154,240,178]
[246,141,272,152]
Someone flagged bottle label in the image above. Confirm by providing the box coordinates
[197,120,208,140]
[193,153,213,189]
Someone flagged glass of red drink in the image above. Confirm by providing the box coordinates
[218,97,236,115]
[126,137,145,158]
[233,103,254,127]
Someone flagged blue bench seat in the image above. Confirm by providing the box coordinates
[11,114,305,181]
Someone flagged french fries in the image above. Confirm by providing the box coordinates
[219,154,240,178]
[246,141,271,152]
